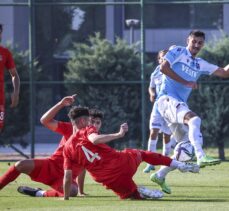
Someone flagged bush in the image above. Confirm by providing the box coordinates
[64,33,143,148]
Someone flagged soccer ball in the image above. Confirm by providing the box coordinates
[174,141,195,162]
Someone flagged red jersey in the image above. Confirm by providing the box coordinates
[0,46,15,127]
[50,121,73,162]
[63,126,142,187]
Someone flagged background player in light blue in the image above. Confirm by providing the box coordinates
[158,30,229,167]
[143,50,175,173]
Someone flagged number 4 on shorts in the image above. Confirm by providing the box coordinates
[82,146,101,163]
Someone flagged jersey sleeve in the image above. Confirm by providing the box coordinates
[164,46,185,66]
[5,49,16,70]
[199,59,219,75]
[55,121,72,137]
[149,72,156,88]
[86,126,98,136]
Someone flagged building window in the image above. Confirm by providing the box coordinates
[125,3,223,29]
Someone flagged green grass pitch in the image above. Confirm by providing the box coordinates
[1,159,229,211]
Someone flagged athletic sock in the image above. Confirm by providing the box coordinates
[140,150,172,166]
[187,116,205,159]
[148,139,157,152]
[43,189,64,197]
[35,190,46,197]
[0,165,20,189]
[156,166,175,179]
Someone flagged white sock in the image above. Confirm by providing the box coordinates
[187,117,205,160]
[170,159,181,168]
[156,165,175,179]
[163,136,177,156]
[148,139,158,152]
[35,190,45,197]
[163,142,171,156]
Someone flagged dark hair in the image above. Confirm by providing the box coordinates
[68,106,89,121]
[89,108,104,119]
[189,30,205,40]
[157,49,168,62]
[0,24,3,33]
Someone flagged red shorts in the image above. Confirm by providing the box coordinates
[103,149,142,199]
[29,158,78,193]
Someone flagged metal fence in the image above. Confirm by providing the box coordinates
[0,0,229,158]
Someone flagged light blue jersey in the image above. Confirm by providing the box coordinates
[149,65,163,97]
[158,46,218,102]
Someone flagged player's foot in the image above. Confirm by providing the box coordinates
[143,164,155,173]
[150,173,171,194]
[17,186,42,197]
[177,162,200,173]
[197,155,221,168]
[137,186,163,199]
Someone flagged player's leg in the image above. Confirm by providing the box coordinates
[143,128,159,173]
[184,112,221,167]
[143,104,162,173]
[17,159,79,197]
[158,95,220,168]
[161,121,173,156]
[18,183,78,197]
[139,150,199,173]
[0,159,34,190]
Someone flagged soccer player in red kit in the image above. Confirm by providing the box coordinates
[0,95,85,197]
[63,106,199,200]
[0,23,20,131]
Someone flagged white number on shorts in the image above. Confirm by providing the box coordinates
[81,146,101,163]
[0,112,4,121]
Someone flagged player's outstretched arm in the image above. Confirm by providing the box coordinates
[63,169,72,200]
[40,94,77,131]
[9,68,20,108]
[213,65,229,78]
[88,123,128,145]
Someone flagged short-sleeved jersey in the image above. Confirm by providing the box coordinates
[0,46,15,103]
[0,46,15,79]
[149,65,163,97]
[49,121,73,162]
[63,126,142,186]
[158,46,218,102]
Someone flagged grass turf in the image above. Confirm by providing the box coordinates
[0,152,229,211]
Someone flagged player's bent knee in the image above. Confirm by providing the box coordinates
[15,160,34,174]
[188,116,201,128]
[183,111,198,123]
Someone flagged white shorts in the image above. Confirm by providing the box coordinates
[169,123,189,143]
[157,95,191,124]
[149,102,171,135]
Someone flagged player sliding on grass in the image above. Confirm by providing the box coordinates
[157,30,229,167]
[0,95,86,197]
[63,106,199,200]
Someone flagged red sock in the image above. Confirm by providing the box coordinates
[0,165,20,189]
[43,189,64,197]
[140,150,172,166]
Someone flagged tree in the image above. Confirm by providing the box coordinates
[64,33,144,148]
[189,33,229,160]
